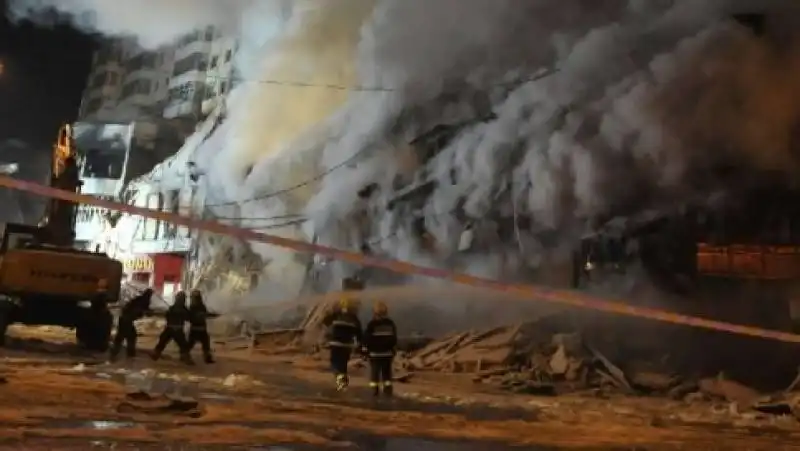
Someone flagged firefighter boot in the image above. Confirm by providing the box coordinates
[204,353,215,364]
[370,382,380,397]
[383,382,393,397]
[180,352,195,365]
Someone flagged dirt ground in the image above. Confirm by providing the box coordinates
[2,325,800,450]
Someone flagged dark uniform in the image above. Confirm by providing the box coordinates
[323,298,362,391]
[187,290,214,364]
[109,288,152,361]
[86,287,113,352]
[362,301,398,397]
[151,291,193,364]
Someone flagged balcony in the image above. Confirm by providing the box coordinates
[81,178,124,197]
[163,101,199,119]
[130,235,192,254]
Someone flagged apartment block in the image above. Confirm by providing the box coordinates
[78,27,238,123]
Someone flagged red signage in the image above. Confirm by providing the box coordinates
[696,243,800,279]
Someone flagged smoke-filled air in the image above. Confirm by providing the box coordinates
[11,0,800,320]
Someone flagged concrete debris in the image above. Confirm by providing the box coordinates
[291,300,794,402]
[117,392,203,418]
[390,317,772,400]
[698,376,761,407]
[222,373,262,389]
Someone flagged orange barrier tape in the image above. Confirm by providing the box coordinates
[2,175,800,344]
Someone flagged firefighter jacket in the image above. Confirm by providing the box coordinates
[90,291,108,310]
[120,295,149,323]
[363,317,397,358]
[165,304,190,330]
[189,303,210,331]
[324,309,362,348]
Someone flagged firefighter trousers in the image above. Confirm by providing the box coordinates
[110,321,137,359]
[329,345,352,387]
[188,329,214,362]
[369,356,394,395]
[153,327,190,360]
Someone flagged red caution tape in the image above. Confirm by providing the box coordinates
[2,175,800,343]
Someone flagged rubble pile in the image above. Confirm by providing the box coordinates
[396,312,800,400]
[287,298,800,400]
[398,318,661,396]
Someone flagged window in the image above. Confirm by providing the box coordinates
[220,81,228,94]
[229,67,241,90]
[224,49,232,63]
[210,55,219,68]
[204,26,215,41]
[120,79,152,99]
[172,52,206,76]
[82,149,125,179]
[168,81,196,103]
[204,82,217,99]
[125,52,157,72]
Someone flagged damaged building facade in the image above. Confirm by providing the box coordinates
[75,3,800,335]
[74,25,240,297]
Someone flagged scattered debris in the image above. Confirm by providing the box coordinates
[393,372,414,384]
[117,394,203,418]
[222,373,262,389]
[698,375,761,407]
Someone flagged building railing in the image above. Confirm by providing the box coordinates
[130,235,192,254]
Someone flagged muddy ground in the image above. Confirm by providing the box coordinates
[1,325,800,450]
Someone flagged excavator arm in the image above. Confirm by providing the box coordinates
[42,124,82,246]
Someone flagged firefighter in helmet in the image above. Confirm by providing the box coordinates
[187,289,214,363]
[362,300,398,397]
[109,287,152,361]
[83,278,113,352]
[151,291,193,365]
[323,295,363,391]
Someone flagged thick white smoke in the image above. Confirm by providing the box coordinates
[9,0,252,47]
[17,0,800,310]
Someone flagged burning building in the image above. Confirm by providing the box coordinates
[22,0,800,318]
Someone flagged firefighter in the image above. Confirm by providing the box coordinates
[109,287,152,361]
[362,301,398,397]
[323,296,362,391]
[187,289,214,364]
[151,291,193,365]
[86,278,113,352]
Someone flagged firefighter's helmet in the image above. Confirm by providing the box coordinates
[174,291,187,306]
[373,300,388,317]
[338,296,361,312]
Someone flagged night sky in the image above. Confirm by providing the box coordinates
[0,0,96,148]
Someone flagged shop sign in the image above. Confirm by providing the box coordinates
[123,256,154,272]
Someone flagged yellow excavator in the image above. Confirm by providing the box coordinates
[0,125,123,350]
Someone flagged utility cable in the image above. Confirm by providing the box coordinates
[123,65,557,95]
[202,146,372,208]
[137,68,560,210]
